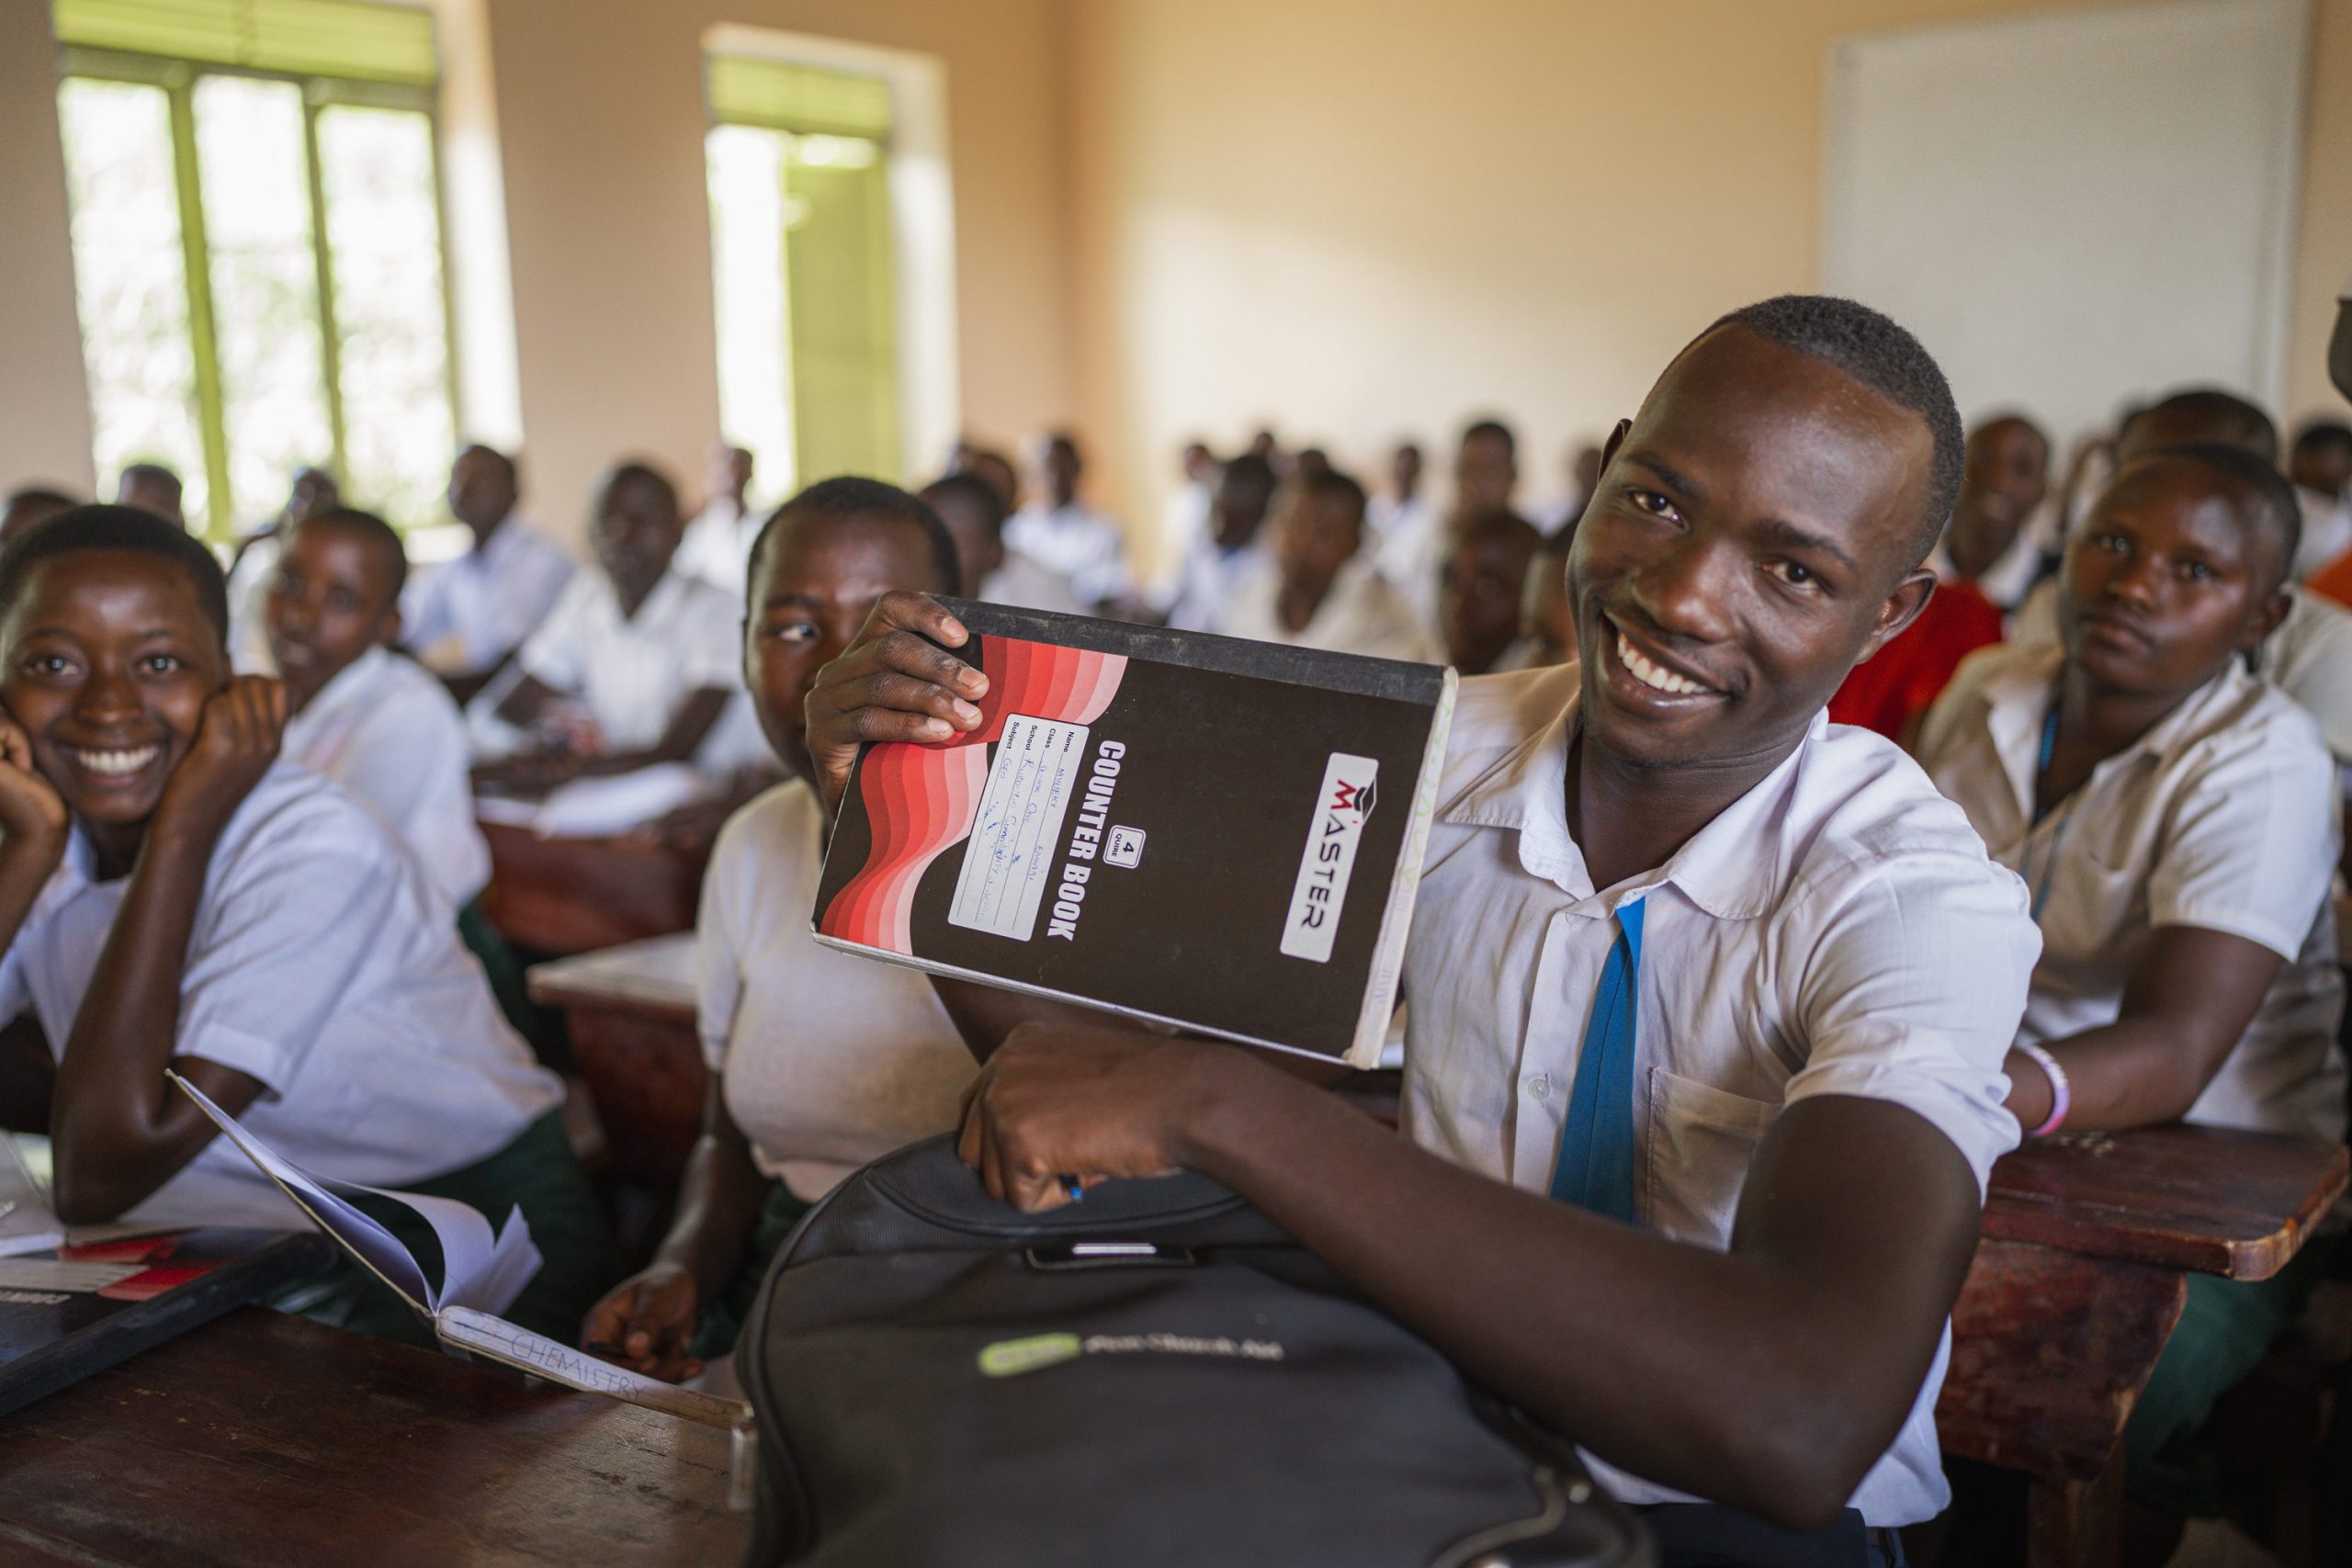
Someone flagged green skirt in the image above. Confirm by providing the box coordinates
[277,1108,624,1348]
[689,1180,814,1363]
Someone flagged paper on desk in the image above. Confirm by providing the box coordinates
[170,1073,540,1317]
[0,1258,141,1292]
[436,1306,749,1427]
[478,764,709,838]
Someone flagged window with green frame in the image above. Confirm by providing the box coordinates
[705,53,900,495]
[51,0,458,537]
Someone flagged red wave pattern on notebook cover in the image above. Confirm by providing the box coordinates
[820,637,1128,953]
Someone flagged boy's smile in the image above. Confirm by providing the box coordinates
[0,553,223,836]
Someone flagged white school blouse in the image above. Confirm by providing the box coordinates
[1918,642,2347,1143]
[1221,555,1441,664]
[695,780,978,1201]
[1401,663,2038,1527]
[281,646,491,908]
[0,763,560,1230]
[514,566,743,757]
[1003,502,1132,606]
[401,515,577,678]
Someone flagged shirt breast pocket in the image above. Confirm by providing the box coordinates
[1644,1067,1781,1248]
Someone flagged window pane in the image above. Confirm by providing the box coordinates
[56,78,209,525]
[786,140,898,482]
[193,74,332,534]
[707,123,795,498]
[316,104,455,530]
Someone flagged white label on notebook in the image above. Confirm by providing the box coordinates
[1281,754,1379,964]
[950,716,1089,942]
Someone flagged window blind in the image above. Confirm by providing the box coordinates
[707,53,891,141]
[51,0,437,87]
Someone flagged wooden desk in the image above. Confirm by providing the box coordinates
[1939,1127,2347,1567]
[529,935,706,1191]
[481,821,706,956]
[0,1307,746,1567]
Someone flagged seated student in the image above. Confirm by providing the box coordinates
[1004,431,1132,612]
[1438,507,1541,675]
[1917,446,2346,1541]
[0,487,76,547]
[1384,418,1521,633]
[0,507,614,1341]
[1490,523,1578,671]
[582,479,978,1380]
[1161,452,1276,633]
[2017,390,2352,761]
[225,466,339,673]
[810,297,2039,1561]
[920,472,1080,615]
[114,464,185,529]
[401,445,575,704]
[946,438,1021,514]
[2292,420,2352,601]
[1223,470,1438,663]
[476,461,739,791]
[673,443,760,601]
[265,507,490,911]
[1366,440,1432,558]
[1827,417,2033,744]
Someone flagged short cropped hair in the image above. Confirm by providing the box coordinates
[2124,389,2278,465]
[1460,418,1516,458]
[596,459,680,516]
[1703,295,1965,560]
[0,504,230,646]
[2291,419,2352,462]
[921,471,1010,541]
[296,505,410,601]
[751,476,962,600]
[2128,443,2301,594]
[1302,468,1368,521]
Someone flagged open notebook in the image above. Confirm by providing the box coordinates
[169,1073,749,1437]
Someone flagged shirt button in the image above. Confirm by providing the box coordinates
[1526,1074,1551,1098]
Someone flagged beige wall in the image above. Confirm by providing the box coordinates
[1069,0,2352,568]
[2290,0,2352,426]
[0,0,96,497]
[481,0,1076,538]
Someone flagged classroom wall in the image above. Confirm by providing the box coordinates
[478,0,1076,540]
[1067,0,2352,569]
[0,0,97,497]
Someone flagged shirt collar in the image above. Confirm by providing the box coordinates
[293,644,391,728]
[1977,641,2253,812]
[1440,675,1826,920]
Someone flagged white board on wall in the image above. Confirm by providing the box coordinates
[1822,0,2308,442]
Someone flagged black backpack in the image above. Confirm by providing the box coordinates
[736,1135,1652,1568]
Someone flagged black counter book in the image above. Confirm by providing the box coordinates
[812,599,1457,1066]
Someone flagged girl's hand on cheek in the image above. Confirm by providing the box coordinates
[0,709,68,862]
[153,677,288,849]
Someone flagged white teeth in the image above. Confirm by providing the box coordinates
[1615,632,1708,695]
[69,746,159,777]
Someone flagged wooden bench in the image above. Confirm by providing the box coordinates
[528,934,705,1195]
[1938,1126,2349,1566]
[0,1307,747,1566]
[480,820,707,957]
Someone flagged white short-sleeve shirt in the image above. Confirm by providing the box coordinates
[1918,641,2347,1141]
[1221,555,1442,664]
[695,780,978,1201]
[1003,502,1132,605]
[674,498,762,603]
[281,645,491,908]
[514,566,743,756]
[0,763,560,1230]
[1402,663,2039,1527]
[401,516,577,678]
[977,550,1084,616]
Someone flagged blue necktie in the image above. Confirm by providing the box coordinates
[1549,897,1645,1223]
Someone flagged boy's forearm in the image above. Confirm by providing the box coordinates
[650,1130,770,1299]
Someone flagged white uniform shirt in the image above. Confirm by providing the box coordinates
[696,780,978,1200]
[1918,642,2347,1142]
[976,549,1084,615]
[1221,554,1441,663]
[0,764,560,1230]
[282,645,491,908]
[1402,663,2037,1527]
[1003,502,1132,605]
[2014,581,2352,759]
[224,532,280,674]
[401,516,577,677]
[1162,537,1268,635]
[514,567,742,757]
[674,497,763,602]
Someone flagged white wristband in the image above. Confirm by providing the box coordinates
[2014,1042,2070,1139]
